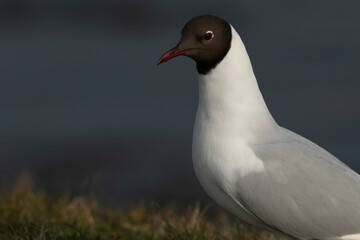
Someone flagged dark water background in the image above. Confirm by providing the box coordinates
[1,0,360,206]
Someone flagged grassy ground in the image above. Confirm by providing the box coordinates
[0,174,274,240]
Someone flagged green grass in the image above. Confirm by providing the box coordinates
[0,173,274,240]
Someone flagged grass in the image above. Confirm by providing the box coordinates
[0,173,274,240]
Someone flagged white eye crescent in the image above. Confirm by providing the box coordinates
[204,30,214,40]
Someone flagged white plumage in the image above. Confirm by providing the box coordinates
[192,26,360,240]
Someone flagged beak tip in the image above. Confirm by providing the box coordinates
[157,54,169,65]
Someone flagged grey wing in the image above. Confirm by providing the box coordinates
[234,128,360,240]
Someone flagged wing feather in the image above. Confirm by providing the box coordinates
[232,128,360,239]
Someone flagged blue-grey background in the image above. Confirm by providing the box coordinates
[1,0,360,206]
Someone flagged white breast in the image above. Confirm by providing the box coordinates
[192,109,265,184]
[192,108,268,227]
[339,234,360,240]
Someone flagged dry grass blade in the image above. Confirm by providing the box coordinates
[0,174,275,240]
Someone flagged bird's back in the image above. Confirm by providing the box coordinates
[237,127,360,239]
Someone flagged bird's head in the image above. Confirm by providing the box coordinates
[157,15,232,74]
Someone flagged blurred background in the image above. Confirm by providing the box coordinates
[1,0,360,207]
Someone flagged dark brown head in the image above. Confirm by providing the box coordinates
[157,15,232,74]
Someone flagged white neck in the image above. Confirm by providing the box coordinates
[196,26,278,142]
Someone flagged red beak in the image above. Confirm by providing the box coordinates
[157,45,189,65]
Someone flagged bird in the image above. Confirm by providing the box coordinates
[157,14,360,240]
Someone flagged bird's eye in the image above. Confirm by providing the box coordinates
[204,31,214,40]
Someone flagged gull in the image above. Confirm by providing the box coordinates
[157,15,360,240]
